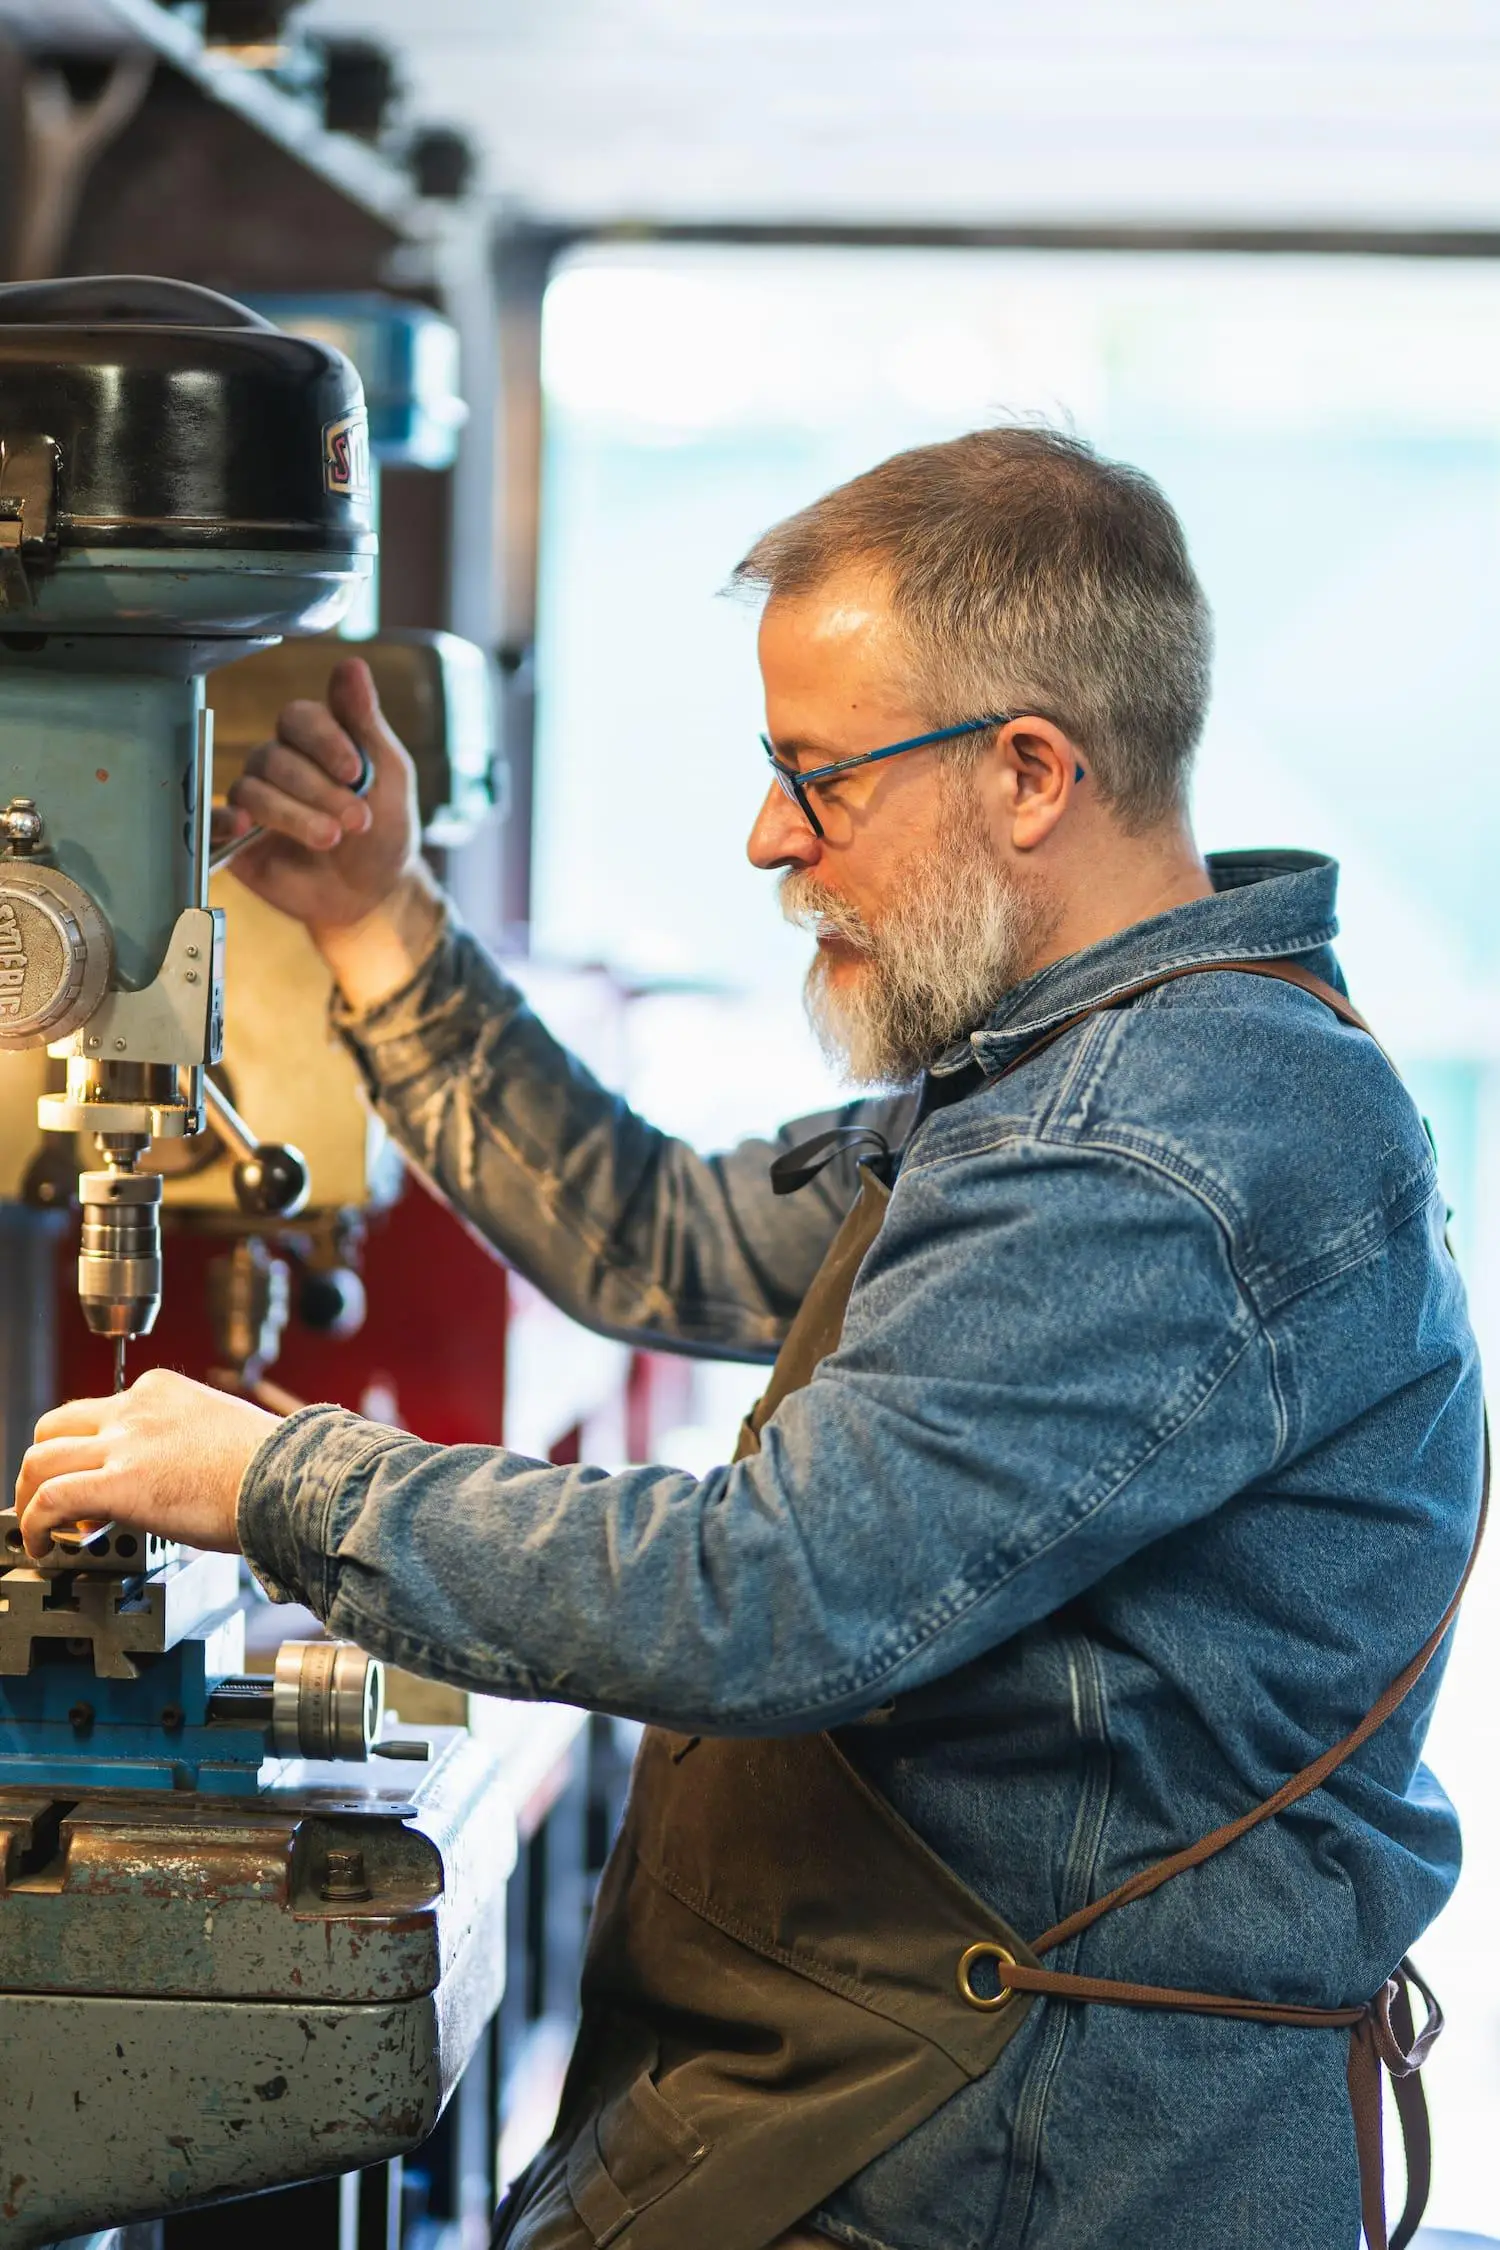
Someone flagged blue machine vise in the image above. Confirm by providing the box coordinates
[0,1509,408,1792]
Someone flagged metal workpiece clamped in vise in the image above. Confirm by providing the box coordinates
[0,1505,426,1791]
[0,272,370,1374]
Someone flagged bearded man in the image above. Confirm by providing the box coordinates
[15,428,1484,2250]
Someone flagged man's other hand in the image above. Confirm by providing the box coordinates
[209,654,424,935]
[14,1370,278,1560]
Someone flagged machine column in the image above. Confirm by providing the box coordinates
[0,1201,60,1497]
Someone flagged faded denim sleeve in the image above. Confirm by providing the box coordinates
[238,1120,1283,1731]
[331,906,913,1362]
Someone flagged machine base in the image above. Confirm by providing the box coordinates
[0,1717,592,2248]
[0,1987,445,2249]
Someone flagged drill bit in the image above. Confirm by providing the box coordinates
[114,1336,126,1395]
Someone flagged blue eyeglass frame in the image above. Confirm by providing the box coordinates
[761,713,1019,838]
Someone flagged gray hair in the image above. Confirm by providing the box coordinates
[733,425,1213,832]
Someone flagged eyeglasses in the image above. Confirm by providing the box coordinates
[761,714,1019,839]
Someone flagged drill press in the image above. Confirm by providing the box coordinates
[0,273,354,1394]
[0,273,407,1793]
[0,280,539,2245]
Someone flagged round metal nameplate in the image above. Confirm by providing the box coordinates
[0,861,112,1050]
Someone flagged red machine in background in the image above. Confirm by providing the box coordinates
[57,1170,511,1450]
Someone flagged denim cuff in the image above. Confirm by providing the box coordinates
[237,1403,396,1613]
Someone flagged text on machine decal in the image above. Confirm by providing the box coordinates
[0,898,25,1015]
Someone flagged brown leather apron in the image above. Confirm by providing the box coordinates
[494,959,1487,2250]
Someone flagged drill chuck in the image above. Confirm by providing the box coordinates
[78,1166,163,1341]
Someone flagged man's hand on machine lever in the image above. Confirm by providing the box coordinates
[210,654,444,1009]
[13,1370,276,1559]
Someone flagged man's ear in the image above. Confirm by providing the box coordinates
[992,718,1086,852]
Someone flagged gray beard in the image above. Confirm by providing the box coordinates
[780,773,1057,1088]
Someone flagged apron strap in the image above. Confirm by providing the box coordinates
[769,1125,895,1197]
[990,955,1379,1085]
[972,1957,1440,2250]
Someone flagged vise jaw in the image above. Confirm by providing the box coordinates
[0,1507,233,1683]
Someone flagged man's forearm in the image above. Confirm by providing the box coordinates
[311,865,447,1015]
[318,882,872,1357]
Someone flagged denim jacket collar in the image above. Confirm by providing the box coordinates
[939,849,1340,1078]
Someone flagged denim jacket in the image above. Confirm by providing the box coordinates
[240,850,1483,2250]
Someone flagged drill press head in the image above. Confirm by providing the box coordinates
[0,275,375,1364]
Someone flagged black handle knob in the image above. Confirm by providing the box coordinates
[298,1265,367,1337]
[232,1143,311,1220]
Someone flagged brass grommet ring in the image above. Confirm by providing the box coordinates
[957,1940,1017,2012]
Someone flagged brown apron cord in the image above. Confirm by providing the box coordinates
[989,1962,1366,2029]
[1031,1423,1489,1959]
[984,958,1482,2250]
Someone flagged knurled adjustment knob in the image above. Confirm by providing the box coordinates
[0,859,112,1052]
[272,1639,384,1762]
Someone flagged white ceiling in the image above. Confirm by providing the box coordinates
[1,1,1498,235]
[292,0,1500,233]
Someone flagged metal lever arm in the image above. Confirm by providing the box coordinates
[198,1074,311,1219]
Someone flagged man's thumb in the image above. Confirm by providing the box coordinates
[325,655,403,769]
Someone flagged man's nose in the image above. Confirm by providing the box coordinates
[747,783,819,872]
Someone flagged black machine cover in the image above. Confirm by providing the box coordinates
[0,275,375,558]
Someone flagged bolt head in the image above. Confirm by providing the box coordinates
[0,797,43,851]
[320,1845,372,1903]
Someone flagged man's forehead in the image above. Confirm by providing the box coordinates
[758,574,922,758]
[759,565,896,652]
[757,569,912,711]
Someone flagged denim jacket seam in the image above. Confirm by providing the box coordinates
[1057,1124,1438,1316]
[1058,1631,1114,1927]
[721,1319,1263,1730]
[902,1116,1247,1264]
[1242,1168,1440,1315]
[1051,1125,1248,1258]
[1262,1320,1292,1459]
[801,2214,900,2250]
[1055,1007,1130,1133]
[1034,1008,1123,1135]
